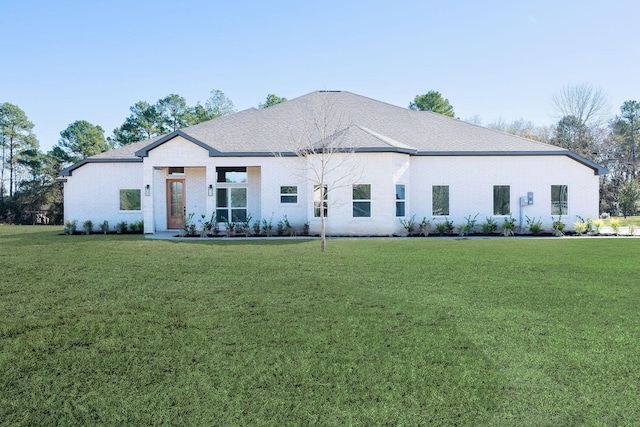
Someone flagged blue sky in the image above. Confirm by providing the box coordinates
[1,0,638,151]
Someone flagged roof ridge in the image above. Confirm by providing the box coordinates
[355,125,417,150]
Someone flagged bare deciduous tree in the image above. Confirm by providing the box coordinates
[273,98,361,251]
[551,83,610,126]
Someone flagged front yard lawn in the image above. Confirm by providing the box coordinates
[1,226,638,425]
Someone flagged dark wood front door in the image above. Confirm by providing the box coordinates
[167,179,185,229]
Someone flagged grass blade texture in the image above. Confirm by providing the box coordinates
[0,226,638,425]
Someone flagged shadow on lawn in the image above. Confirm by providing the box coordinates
[163,237,315,247]
[0,226,143,247]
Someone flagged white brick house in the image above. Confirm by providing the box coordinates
[58,91,606,235]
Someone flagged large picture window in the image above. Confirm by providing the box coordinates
[314,185,328,217]
[432,185,449,216]
[353,184,371,217]
[493,185,510,215]
[216,187,247,222]
[551,185,568,215]
[120,189,141,211]
[280,186,298,204]
[396,184,406,217]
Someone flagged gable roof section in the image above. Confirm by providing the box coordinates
[59,91,608,177]
[134,130,216,157]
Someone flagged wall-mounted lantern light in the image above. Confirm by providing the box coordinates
[145,184,150,196]
[208,184,213,196]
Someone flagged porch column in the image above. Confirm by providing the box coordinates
[143,163,155,233]
[205,163,216,219]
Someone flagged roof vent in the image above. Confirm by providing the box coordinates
[318,90,342,93]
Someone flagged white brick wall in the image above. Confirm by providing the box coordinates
[64,136,600,235]
[63,162,143,230]
[409,155,599,232]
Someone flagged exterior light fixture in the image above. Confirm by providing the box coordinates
[208,184,213,196]
[145,184,150,196]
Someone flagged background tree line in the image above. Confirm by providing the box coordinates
[0,92,285,224]
[2,86,638,224]
[411,86,640,216]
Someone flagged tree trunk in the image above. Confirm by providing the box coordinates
[320,213,326,252]
[8,136,14,198]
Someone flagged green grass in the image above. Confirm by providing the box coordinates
[602,215,640,227]
[1,226,639,426]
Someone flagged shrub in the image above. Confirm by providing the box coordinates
[64,219,78,235]
[458,213,479,237]
[551,216,565,237]
[435,217,454,236]
[302,222,310,236]
[99,220,109,234]
[282,215,295,236]
[238,214,253,237]
[262,217,274,237]
[129,220,144,234]
[481,217,498,235]
[184,213,196,236]
[525,216,543,235]
[502,216,516,237]
[592,218,603,234]
[82,220,93,235]
[573,221,588,234]
[419,217,431,236]
[202,212,216,236]
[115,221,128,234]
[610,218,620,235]
[399,214,416,236]
[222,217,235,237]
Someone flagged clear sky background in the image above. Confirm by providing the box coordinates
[1,0,638,151]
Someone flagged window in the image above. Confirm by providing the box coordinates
[120,189,141,211]
[395,184,406,217]
[353,184,371,217]
[493,185,510,215]
[432,185,449,216]
[280,186,298,204]
[314,185,328,217]
[551,185,568,215]
[216,167,247,183]
[216,187,247,222]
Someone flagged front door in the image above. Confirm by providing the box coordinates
[167,179,185,229]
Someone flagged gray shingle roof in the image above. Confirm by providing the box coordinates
[59,91,607,176]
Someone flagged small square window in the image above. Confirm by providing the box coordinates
[280,186,298,204]
[120,189,141,211]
